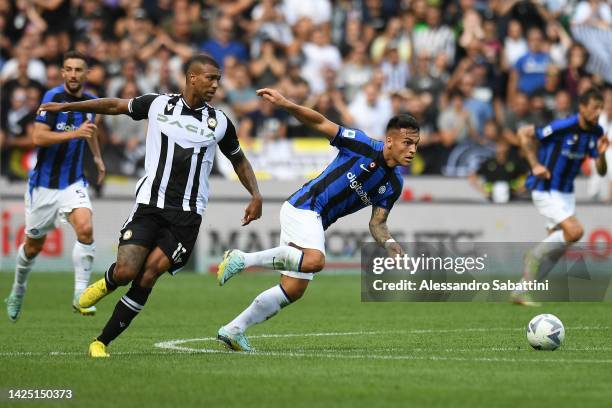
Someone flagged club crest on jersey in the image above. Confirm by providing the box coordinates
[342,129,356,139]
[122,229,133,241]
[207,117,217,130]
[369,162,376,169]
[378,185,386,195]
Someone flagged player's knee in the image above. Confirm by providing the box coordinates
[75,222,94,243]
[302,251,325,273]
[565,224,584,242]
[310,253,325,272]
[113,261,138,285]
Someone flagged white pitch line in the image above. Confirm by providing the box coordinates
[1,327,611,362]
[152,327,612,364]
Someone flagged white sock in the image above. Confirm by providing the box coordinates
[532,230,568,260]
[12,244,35,295]
[73,241,95,296]
[224,285,291,334]
[242,246,303,271]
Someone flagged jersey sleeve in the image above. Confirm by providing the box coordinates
[35,90,59,128]
[218,114,241,158]
[535,116,577,142]
[127,93,159,121]
[330,126,379,158]
[374,174,403,211]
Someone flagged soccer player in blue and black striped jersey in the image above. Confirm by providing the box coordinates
[5,51,105,322]
[511,88,608,306]
[216,87,419,351]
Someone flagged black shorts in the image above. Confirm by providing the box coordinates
[118,204,202,274]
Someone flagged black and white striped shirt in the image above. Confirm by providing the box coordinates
[128,93,241,215]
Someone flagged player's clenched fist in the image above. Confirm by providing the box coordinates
[531,163,551,179]
[74,120,97,140]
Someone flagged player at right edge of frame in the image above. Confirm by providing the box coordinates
[511,88,608,306]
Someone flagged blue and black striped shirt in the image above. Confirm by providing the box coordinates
[288,127,404,230]
[525,114,603,193]
[29,86,97,191]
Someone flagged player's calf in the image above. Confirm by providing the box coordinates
[280,275,309,301]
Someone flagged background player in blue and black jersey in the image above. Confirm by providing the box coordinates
[5,51,105,322]
[512,88,608,305]
[215,87,419,351]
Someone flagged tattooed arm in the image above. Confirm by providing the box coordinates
[369,206,404,257]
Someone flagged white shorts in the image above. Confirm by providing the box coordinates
[531,190,575,230]
[278,201,325,281]
[25,180,92,239]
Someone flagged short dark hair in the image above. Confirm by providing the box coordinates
[448,89,464,100]
[579,88,603,106]
[386,113,420,133]
[62,51,88,65]
[184,53,220,74]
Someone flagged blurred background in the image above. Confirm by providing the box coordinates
[1,0,611,200]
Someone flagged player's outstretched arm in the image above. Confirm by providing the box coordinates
[595,137,609,176]
[32,120,97,147]
[39,98,130,116]
[256,88,339,140]
[518,125,550,180]
[369,206,404,257]
[227,150,263,226]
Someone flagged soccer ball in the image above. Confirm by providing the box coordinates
[526,314,565,350]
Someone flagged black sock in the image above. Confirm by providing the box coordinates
[105,263,118,290]
[97,283,152,346]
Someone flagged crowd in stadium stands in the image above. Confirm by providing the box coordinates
[0,0,611,200]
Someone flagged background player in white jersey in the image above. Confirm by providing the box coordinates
[5,51,105,322]
[216,88,419,351]
[39,54,262,357]
[512,88,608,306]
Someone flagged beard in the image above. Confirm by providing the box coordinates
[66,81,83,93]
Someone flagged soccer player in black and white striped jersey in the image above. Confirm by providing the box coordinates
[39,54,262,357]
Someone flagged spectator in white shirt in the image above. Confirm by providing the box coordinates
[348,83,392,140]
[283,0,332,26]
[503,20,528,70]
[301,28,342,94]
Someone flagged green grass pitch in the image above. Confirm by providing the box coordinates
[1,272,612,407]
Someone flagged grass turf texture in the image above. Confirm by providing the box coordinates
[1,272,612,408]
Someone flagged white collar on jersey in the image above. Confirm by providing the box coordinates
[180,96,210,111]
